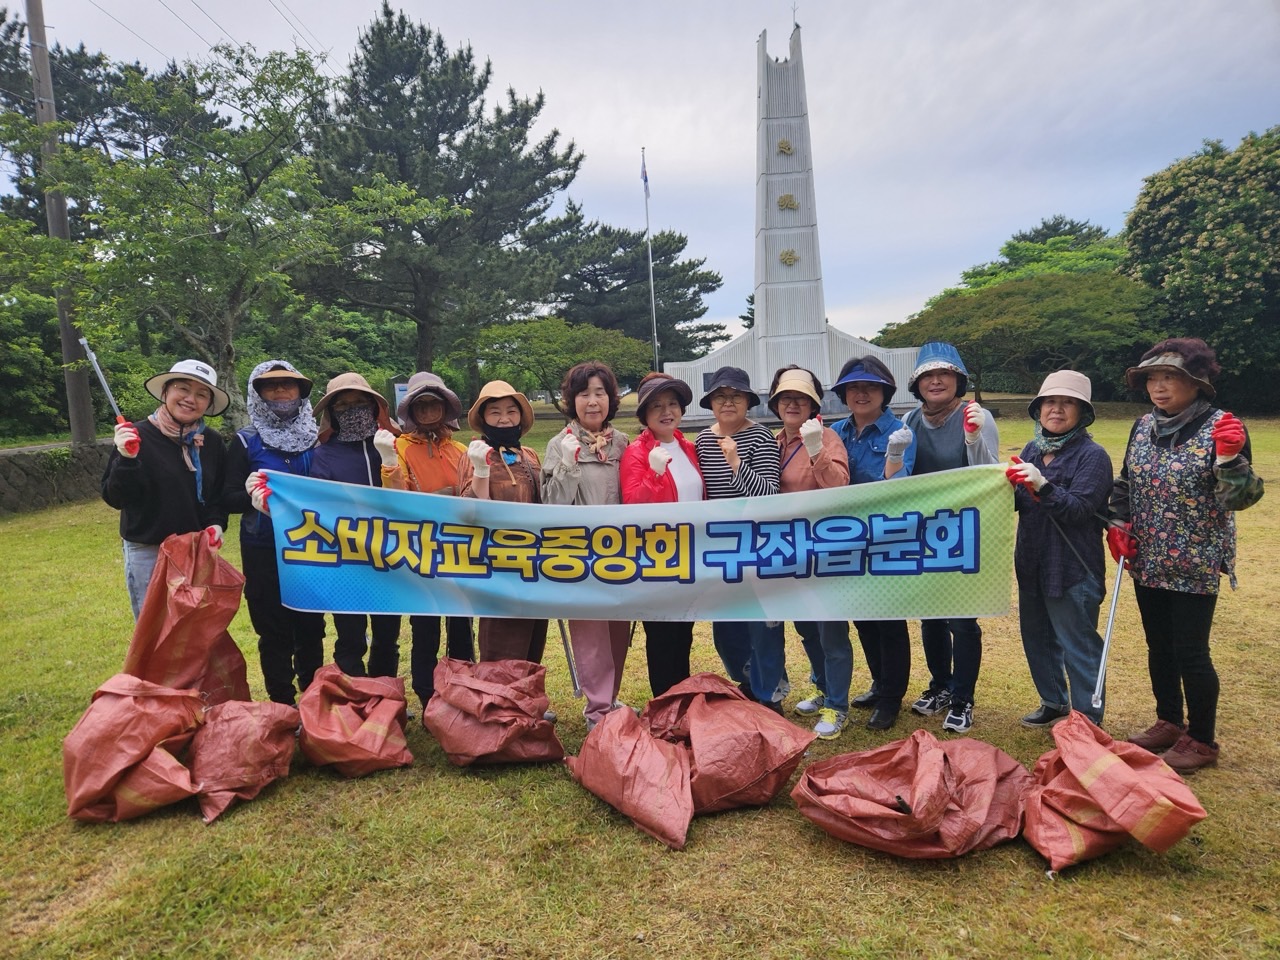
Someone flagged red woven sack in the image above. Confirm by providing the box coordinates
[298,664,413,777]
[791,729,1031,858]
[62,673,204,822]
[189,700,300,822]
[123,531,250,705]
[641,673,816,813]
[1023,711,1207,871]
[565,707,694,850]
[423,658,564,766]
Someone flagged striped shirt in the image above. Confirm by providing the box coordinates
[695,421,780,499]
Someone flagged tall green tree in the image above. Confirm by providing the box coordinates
[955,218,1123,293]
[1123,128,1280,411]
[306,3,583,372]
[0,213,65,434]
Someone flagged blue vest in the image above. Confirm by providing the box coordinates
[235,428,314,548]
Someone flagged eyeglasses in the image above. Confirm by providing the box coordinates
[710,393,747,406]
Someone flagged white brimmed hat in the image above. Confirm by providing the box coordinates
[145,359,230,417]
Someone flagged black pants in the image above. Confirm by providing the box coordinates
[333,613,402,678]
[920,617,982,706]
[853,619,910,709]
[1133,583,1220,744]
[642,620,693,697]
[241,543,325,705]
[410,615,475,705]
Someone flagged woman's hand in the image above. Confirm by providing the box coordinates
[373,429,399,467]
[886,426,912,462]
[1212,412,1246,461]
[246,471,271,515]
[114,421,140,458]
[467,439,491,479]
[799,418,823,458]
[963,401,985,442]
[1106,523,1137,564]
[649,446,672,476]
[716,435,740,471]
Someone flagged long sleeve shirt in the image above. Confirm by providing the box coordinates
[776,426,849,494]
[541,423,629,506]
[694,421,780,499]
[831,408,916,484]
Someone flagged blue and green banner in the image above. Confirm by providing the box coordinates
[267,465,1013,622]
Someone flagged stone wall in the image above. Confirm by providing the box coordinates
[0,441,112,516]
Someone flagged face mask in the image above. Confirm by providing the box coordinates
[265,397,304,420]
[334,404,378,441]
[483,424,524,450]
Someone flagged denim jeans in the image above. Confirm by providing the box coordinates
[1019,576,1105,724]
[920,617,982,706]
[122,539,161,621]
[713,621,787,702]
[794,620,853,712]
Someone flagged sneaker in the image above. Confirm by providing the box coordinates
[814,707,848,740]
[1127,719,1186,753]
[941,701,973,734]
[1020,705,1069,729]
[1162,734,1219,773]
[911,687,953,717]
[794,690,826,716]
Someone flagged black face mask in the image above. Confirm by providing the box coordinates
[482,424,523,450]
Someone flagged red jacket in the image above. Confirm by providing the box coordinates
[620,428,704,504]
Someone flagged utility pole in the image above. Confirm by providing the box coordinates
[26,0,96,444]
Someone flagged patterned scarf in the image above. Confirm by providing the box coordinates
[334,405,378,441]
[149,406,206,503]
[1031,422,1089,455]
[574,422,615,461]
[247,360,318,454]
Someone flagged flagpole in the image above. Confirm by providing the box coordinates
[642,147,660,371]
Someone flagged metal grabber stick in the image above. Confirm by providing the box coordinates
[557,619,582,698]
[1092,556,1126,710]
[78,337,138,454]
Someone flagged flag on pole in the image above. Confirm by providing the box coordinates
[641,154,650,200]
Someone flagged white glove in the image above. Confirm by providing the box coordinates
[113,421,140,458]
[467,439,491,479]
[1007,459,1047,492]
[886,426,912,461]
[561,430,582,465]
[373,428,398,467]
[799,418,823,458]
[964,401,985,443]
[205,524,223,551]
[246,470,271,515]
[648,446,672,476]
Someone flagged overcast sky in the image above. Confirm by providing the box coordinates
[29,0,1280,341]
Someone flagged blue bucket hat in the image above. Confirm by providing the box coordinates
[908,341,969,400]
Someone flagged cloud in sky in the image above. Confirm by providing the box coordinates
[32,0,1280,340]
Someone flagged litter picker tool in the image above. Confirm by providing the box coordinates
[1092,556,1126,710]
[79,336,138,455]
[557,619,582,698]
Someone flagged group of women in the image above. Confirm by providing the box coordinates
[102,334,1262,772]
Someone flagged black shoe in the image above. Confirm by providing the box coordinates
[1020,705,1069,728]
[850,688,878,709]
[866,705,899,731]
[762,698,784,715]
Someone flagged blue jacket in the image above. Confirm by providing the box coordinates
[831,407,915,484]
[223,428,315,549]
[310,436,383,488]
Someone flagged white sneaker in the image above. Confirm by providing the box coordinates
[814,708,848,741]
[794,690,825,716]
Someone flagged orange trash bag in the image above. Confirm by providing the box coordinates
[189,700,300,823]
[791,728,1031,859]
[297,664,412,777]
[422,658,564,766]
[642,673,816,813]
[62,673,204,822]
[122,531,250,705]
[565,707,694,850]
[1023,711,1207,871]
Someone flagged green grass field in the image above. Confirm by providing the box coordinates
[1,414,1277,959]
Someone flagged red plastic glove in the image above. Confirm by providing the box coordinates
[205,524,224,551]
[963,401,984,441]
[246,470,271,516]
[1005,456,1045,493]
[1211,412,1245,460]
[113,420,140,458]
[1106,523,1137,564]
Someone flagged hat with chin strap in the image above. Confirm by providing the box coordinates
[145,359,230,416]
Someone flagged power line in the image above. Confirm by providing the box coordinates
[153,0,216,51]
[82,0,171,61]
[263,0,342,81]
[182,0,241,48]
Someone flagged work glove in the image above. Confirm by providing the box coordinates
[649,446,672,476]
[205,524,224,551]
[560,430,582,465]
[1106,522,1137,564]
[1211,412,1246,462]
[114,421,140,458]
[373,428,399,468]
[246,470,271,516]
[886,426,912,462]
[963,401,985,442]
[799,417,824,458]
[1005,457,1046,493]
[467,439,491,479]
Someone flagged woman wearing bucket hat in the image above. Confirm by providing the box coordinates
[457,380,548,666]
[768,365,852,739]
[901,341,999,735]
[102,358,231,620]
[542,361,632,730]
[1005,370,1113,728]
[826,355,916,732]
[693,365,784,710]
[1109,337,1264,772]
[222,360,326,705]
[374,371,476,709]
[309,372,404,681]
[620,371,705,696]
